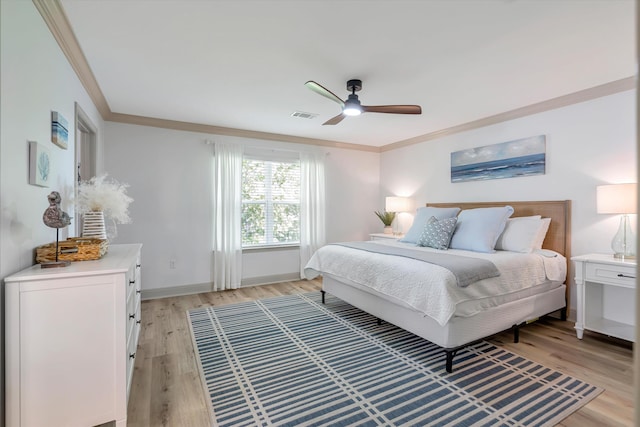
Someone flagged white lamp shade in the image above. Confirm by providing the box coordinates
[596,183,637,214]
[385,196,411,213]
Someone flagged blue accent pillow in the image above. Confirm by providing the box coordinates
[417,216,458,250]
[400,207,461,244]
[449,206,515,253]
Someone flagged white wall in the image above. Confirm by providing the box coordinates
[104,122,380,295]
[0,2,105,425]
[381,90,637,311]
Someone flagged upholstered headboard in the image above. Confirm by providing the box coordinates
[426,200,571,258]
[427,200,572,302]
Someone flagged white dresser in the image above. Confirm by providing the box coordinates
[4,244,142,427]
[572,253,636,342]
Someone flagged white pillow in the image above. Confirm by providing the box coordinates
[533,218,552,250]
[400,206,461,244]
[449,206,514,253]
[495,216,550,253]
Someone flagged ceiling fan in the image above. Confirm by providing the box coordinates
[305,79,422,125]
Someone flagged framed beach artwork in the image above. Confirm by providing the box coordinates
[29,141,51,187]
[51,111,69,149]
[451,135,546,183]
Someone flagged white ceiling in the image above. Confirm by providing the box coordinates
[59,0,636,148]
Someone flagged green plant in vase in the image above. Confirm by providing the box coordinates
[374,210,396,234]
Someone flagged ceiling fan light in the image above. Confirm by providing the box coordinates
[343,106,362,116]
[343,96,362,116]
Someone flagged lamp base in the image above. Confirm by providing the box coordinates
[610,215,636,260]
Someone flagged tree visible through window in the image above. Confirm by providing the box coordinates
[242,158,300,247]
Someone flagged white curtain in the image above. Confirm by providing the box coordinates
[299,152,326,278]
[212,142,243,291]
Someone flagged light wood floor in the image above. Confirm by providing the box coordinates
[127,279,633,427]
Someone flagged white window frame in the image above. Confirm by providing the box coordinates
[241,153,300,249]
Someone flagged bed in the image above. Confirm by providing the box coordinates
[304,200,571,372]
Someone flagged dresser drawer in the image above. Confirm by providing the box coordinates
[585,262,636,288]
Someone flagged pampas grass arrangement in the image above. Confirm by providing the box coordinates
[77,174,133,224]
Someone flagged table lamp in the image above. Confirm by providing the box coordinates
[385,196,411,235]
[596,183,637,259]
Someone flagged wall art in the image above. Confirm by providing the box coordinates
[29,141,51,187]
[451,135,546,183]
[51,111,68,149]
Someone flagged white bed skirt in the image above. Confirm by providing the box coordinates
[322,274,566,349]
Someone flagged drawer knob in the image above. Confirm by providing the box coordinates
[617,273,636,279]
[129,314,135,319]
[129,352,136,359]
[136,290,141,294]
[136,320,141,324]
[129,280,135,285]
[136,264,141,268]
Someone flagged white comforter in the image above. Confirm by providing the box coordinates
[304,240,566,326]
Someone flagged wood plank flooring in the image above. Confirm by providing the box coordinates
[126,279,633,427]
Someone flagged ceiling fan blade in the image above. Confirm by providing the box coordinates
[305,81,345,107]
[362,105,422,115]
[322,113,346,125]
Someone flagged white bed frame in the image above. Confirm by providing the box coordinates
[322,200,572,372]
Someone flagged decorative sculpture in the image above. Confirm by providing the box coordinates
[41,191,71,268]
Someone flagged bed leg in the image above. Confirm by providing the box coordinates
[445,350,455,373]
[321,290,326,304]
[513,324,520,343]
[560,307,567,321]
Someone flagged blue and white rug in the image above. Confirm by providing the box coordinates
[188,292,602,427]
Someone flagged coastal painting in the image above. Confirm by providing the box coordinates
[451,135,546,183]
[51,111,69,149]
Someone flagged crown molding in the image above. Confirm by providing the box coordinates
[380,76,637,152]
[37,0,635,154]
[108,113,381,152]
[32,0,111,119]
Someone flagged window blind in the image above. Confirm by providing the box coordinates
[242,158,300,247]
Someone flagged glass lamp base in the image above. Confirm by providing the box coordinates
[611,215,636,259]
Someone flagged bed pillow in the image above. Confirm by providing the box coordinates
[417,216,458,250]
[449,206,514,253]
[495,216,550,253]
[400,206,461,244]
[532,218,552,250]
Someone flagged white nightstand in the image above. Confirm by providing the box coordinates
[369,233,404,241]
[572,253,636,342]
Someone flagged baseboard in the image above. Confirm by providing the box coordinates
[141,273,303,300]
[141,282,213,300]
[241,272,301,287]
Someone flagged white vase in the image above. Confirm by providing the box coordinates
[383,226,393,234]
[82,211,107,240]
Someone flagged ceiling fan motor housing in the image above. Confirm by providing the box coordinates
[347,79,362,92]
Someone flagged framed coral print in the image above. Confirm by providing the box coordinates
[51,111,68,149]
[29,141,51,187]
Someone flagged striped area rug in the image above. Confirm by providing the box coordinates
[188,292,602,427]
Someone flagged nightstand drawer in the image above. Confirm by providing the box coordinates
[585,263,636,288]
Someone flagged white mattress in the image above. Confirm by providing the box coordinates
[304,240,566,326]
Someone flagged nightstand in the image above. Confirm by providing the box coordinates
[572,253,636,342]
[369,233,404,241]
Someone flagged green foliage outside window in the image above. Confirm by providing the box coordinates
[242,159,300,246]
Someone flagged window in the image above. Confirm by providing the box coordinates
[242,158,300,247]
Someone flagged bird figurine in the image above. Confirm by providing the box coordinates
[43,191,71,229]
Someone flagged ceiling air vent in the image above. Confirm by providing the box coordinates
[291,111,318,119]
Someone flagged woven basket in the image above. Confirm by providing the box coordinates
[36,237,108,263]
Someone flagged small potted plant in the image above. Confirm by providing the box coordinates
[375,210,396,234]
